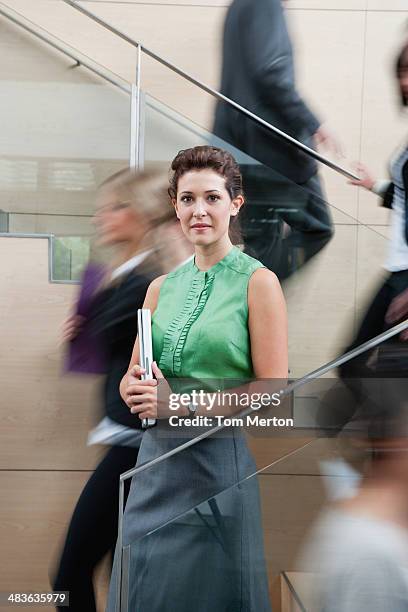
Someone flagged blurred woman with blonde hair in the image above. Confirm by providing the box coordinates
[52,167,191,612]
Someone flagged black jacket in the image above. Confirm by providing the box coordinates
[383,158,408,244]
[89,259,157,429]
[213,0,320,184]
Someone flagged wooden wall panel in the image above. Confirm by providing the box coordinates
[0,471,90,610]
[0,237,101,470]
[259,473,327,590]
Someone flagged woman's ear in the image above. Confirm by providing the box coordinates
[231,195,244,216]
[172,198,180,220]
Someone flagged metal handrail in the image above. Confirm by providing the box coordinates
[0,3,131,94]
[120,318,408,482]
[62,0,359,181]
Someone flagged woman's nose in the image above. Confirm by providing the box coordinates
[193,199,207,216]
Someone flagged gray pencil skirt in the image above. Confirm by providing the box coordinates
[106,424,271,612]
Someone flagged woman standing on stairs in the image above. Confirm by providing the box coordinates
[51,168,191,612]
[107,145,288,611]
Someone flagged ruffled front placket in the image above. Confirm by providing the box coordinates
[158,271,215,375]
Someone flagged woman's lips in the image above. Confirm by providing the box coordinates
[191,224,212,230]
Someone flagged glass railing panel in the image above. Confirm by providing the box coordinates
[116,470,274,612]
[111,436,334,611]
[0,5,131,271]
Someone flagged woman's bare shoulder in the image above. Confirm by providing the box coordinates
[149,274,168,292]
[144,274,168,312]
[248,267,281,295]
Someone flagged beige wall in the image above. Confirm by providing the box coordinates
[0,237,100,609]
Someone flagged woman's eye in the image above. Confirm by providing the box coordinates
[181,196,193,203]
[208,195,220,202]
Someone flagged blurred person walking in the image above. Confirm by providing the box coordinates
[340,41,408,382]
[51,168,192,612]
[213,0,337,277]
[298,380,408,612]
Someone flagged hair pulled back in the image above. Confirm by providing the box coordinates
[396,41,408,107]
[168,145,244,200]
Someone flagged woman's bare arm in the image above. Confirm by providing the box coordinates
[248,268,288,379]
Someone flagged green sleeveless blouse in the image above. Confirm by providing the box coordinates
[152,247,264,388]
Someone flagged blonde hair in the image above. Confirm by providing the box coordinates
[99,167,175,229]
[95,167,183,275]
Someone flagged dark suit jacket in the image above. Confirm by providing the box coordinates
[383,158,408,244]
[213,0,320,184]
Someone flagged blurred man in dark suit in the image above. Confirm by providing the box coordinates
[214,0,337,278]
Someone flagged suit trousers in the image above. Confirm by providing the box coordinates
[52,445,139,612]
[241,167,333,280]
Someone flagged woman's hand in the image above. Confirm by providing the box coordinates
[314,125,344,159]
[62,314,85,343]
[385,288,408,341]
[348,163,376,191]
[124,361,172,421]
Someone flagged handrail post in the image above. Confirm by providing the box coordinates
[130,44,143,170]
[115,478,125,611]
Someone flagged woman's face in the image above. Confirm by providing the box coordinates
[173,169,243,247]
[94,188,147,247]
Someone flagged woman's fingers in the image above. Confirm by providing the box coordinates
[126,380,157,396]
[128,394,157,417]
[129,400,154,414]
[125,362,168,419]
[152,361,164,379]
[385,289,408,324]
[385,290,408,341]
[127,392,154,405]
[61,315,85,342]
[128,364,145,378]
[347,162,375,190]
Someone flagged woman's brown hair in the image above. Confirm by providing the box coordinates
[169,145,244,245]
[396,41,408,107]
